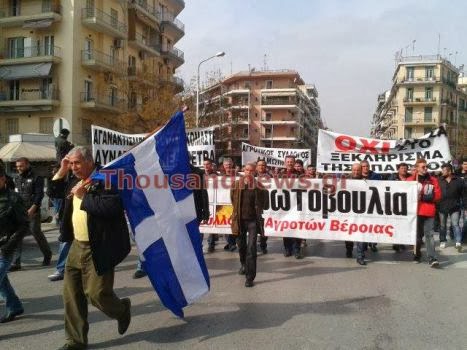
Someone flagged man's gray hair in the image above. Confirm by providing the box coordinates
[223,157,233,165]
[244,162,257,169]
[68,146,94,162]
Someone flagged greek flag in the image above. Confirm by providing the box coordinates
[98,112,210,317]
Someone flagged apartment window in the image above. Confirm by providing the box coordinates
[405,107,413,122]
[41,78,52,98]
[242,128,248,138]
[424,107,433,122]
[84,80,93,101]
[10,0,20,16]
[404,127,412,139]
[264,112,272,121]
[110,8,118,28]
[265,80,273,89]
[44,35,54,55]
[244,81,251,89]
[406,88,413,100]
[425,66,434,80]
[9,80,20,101]
[406,67,414,81]
[42,0,52,12]
[8,37,24,58]
[6,118,19,135]
[110,87,117,106]
[84,38,93,60]
[264,126,272,138]
[39,117,54,134]
[109,46,116,64]
[425,87,433,101]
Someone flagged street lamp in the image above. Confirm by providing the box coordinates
[196,51,225,127]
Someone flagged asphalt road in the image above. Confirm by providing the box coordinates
[1,225,466,350]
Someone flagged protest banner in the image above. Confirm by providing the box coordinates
[91,125,146,165]
[186,127,215,167]
[200,177,418,245]
[316,127,451,173]
[241,142,312,168]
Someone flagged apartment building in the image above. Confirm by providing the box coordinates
[0,0,184,146]
[371,55,466,158]
[198,70,322,163]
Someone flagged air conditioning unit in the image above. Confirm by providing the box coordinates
[139,51,146,60]
[114,39,123,48]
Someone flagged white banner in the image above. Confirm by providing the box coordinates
[241,142,312,168]
[186,127,215,167]
[91,125,146,165]
[200,177,418,245]
[317,127,451,173]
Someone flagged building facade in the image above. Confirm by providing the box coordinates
[0,0,184,146]
[198,70,322,163]
[371,55,466,158]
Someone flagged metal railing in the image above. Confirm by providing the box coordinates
[403,97,437,103]
[133,31,161,52]
[80,92,125,109]
[81,7,127,34]
[131,0,161,21]
[403,117,437,124]
[161,11,185,32]
[0,88,59,101]
[397,55,459,72]
[401,76,438,83]
[0,1,61,18]
[81,49,123,69]
[261,97,298,105]
[4,45,61,59]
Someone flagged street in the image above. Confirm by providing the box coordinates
[1,224,466,350]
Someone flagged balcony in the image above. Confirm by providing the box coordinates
[161,11,184,42]
[261,97,302,111]
[0,1,61,27]
[261,117,301,126]
[403,97,437,106]
[171,76,184,93]
[80,92,126,113]
[261,88,297,97]
[161,47,184,67]
[166,0,185,15]
[403,117,438,126]
[129,32,161,57]
[0,45,61,65]
[129,0,161,27]
[81,8,127,39]
[399,76,438,84]
[224,89,250,96]
[81,50,124,74]
[127,66,157,86]
[260,134,300,141]
[0,88,59,112]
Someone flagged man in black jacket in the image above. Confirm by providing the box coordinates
[50,147,131,350]
[55,128,74,164]
[0,167,28,323]
[11,157,52,270]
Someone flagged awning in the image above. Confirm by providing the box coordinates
[22,19,54,28]
[0,63,52,80]
[0,141,56,162]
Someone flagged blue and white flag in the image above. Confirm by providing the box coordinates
[98,112,210,317]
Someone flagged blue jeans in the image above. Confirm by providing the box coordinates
[0,255,23,314]
[439,211,461,243]
[56,241,71,275]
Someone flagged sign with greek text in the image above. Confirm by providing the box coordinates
[186,127,215,167]
[199,176,418,245]
[316,127,451,173]
[242,142,312,168]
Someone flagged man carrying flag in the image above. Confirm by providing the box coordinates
[100,111,210,318]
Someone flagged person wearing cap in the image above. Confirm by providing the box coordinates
[55,128,74,165]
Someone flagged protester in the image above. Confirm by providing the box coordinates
[281,155,303,259]
[388,163,410,252]
[230,162,266,287]
[0,159,15,190]
[344,163,368,265]
[294,159,305,175]
[305,165,317,178]
[11,157,52,270]
[459,158,467,242]
[220,158,238,252]
[50,147,131,350]
[255,159,270,254]
[361,160,382,253]
[0,166,28,323]
[408,158,441,267]
[438,164,463,252]
[203,158,218,253]
[55,128,74,165]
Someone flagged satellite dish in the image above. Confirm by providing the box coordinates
[53,118,70,137]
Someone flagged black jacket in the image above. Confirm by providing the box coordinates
[55,136,74,163]
[190,165,210,222]
[0,188,28,258]
[49,175,131,275]
[13,168,44,208]
[438,176,464,214]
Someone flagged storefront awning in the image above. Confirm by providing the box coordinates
[0,63,52,80]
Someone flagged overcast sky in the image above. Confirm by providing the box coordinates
[176,0,467,136]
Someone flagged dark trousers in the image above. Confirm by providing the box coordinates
[283,237,302,254]
[63,240,127,347]
[345,241,366,259]
[259,235,268,250]
[237,220,257,282]
[14,212,51,265]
